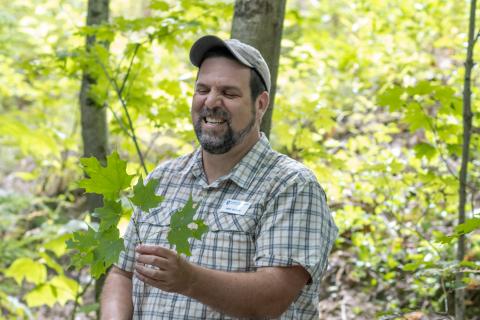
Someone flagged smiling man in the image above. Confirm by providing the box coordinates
[100,35,338,319]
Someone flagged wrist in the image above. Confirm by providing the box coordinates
[183,261,201,298]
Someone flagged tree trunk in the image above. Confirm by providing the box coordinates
[456,0,476,319]
[80,0,109,211]
[231,0,287,138]
[79,0,110,308]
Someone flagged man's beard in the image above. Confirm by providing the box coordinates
[194,105,256,154]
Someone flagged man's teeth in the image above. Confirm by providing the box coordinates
[204,117,226,124]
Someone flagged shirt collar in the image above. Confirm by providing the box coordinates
[227,133,271,189]
[189,133,272,189]
[190,147,205,181]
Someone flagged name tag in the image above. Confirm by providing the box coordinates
[219,199,250,215]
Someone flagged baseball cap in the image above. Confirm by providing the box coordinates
[189,35,271,92]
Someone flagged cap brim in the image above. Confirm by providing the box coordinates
[190,35,253,68]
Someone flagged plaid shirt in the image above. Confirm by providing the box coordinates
[117,134,338,319]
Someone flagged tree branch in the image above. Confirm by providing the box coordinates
[95,54,148,176]
[456,0,477,318]
[71,277,94,320]
[473,29,480,46]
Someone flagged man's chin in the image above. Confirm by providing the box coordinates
[199,135,233,154]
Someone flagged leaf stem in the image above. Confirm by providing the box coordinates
[127,199,143,245]
[71,277,94,320]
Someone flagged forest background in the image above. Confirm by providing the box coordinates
[0,0,479,319]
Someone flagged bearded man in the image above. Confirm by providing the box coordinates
[100,35,338,319]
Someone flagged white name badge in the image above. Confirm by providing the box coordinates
[219,199,251,215]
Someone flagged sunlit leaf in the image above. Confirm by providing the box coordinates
[24,284,57,308]
[377,86,405,111]
[413,142,437,160]
[49,275,80,305]
[44,234,72,257]
[78,151,134,200]
[5,258,47,285]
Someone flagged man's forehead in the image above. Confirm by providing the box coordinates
[199,56,251,73]
[196,57,251,85]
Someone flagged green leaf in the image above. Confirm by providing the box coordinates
[406,80,435,96]
[92,227,124,278]
[67,226,124,278]
[66,227,99,270]
[44,234,72,257]
[454,218,480,235]
[24,284,57,308]
[413,142,437,160]
[67,227,98,253]
[403,262,420,272]
[433,230,455,244]
[433,220,480,244]
[460,261,480,270]
[49,275,79,305]
[78,151,134,200]
[39,252,64,275]
[130,176,164,212]
[167,195,209,256]
[94,199,123,231]
[377,86,405,111]
[5,258,47,285]
[403,102,430,132]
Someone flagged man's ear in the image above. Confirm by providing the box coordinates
[256,91,270,122]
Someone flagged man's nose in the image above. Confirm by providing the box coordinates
[204,90,221,108]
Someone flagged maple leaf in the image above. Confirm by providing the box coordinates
[66,227,98,270]
[93,199,123,231]
[130,176,164,212]
[66,227,98,252]
[92,227,124,278]
[78,151,134,200]
[66,226,124,278]
[167,195,209,256]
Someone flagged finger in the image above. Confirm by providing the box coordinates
[136,244,175,257]
[135,263,166,282]
[135,269,164,288]
[136,254,169,269]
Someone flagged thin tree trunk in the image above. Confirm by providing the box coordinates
[455,0,476,319]
[79,0,110,310]
[231,0,287,138]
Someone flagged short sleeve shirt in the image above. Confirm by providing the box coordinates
[117,133,338,319]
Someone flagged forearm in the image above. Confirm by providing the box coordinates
[100,266,133,320]
[186,265,306,318]
[134,245,309,318]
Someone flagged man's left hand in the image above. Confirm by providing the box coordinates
[135,245,195,295]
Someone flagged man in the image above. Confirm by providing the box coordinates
[101,35,338,319]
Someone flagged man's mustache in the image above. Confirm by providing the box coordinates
[198,107,231,123]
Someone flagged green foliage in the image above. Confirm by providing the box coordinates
[78,151,134,201]
[130,176,164,212]
[69,151,208,277]
[167,195,209,256]
[93,200,124,231]
[67,226,123,278]
[1,0,479,317]
[5,258,47,286]
[24,275,79,308]
[0,192,82,316]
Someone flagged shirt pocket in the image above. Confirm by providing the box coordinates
[207,203,262,235]
[137,200,180,247]
[193,204,262,272]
